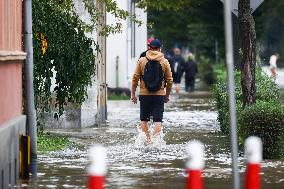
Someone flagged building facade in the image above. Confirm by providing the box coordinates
[106,0,147,89]
[43,0,147,128]
[0,0,27,188]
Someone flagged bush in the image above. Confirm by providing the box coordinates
[198,56,216,86]
[214,63,227,82]
[108,94,130,100]
[213,66,242,134]
[107,87,131,100]
[213,66,280,133]
[239,101,284,159]
[213,65,284,158]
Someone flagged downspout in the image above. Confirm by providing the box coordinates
[127,0,132,88]
[24,0,37,163]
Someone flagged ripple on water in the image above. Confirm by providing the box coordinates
[34,99,284,189]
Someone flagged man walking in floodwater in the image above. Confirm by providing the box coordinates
[131,39,173,145]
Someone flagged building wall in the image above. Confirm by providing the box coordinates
[0,62,22,125]
[106,0,147,89]
[0,0,26,126]
[0,0,23,51]
[0,0,27,188]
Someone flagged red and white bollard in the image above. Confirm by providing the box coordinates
[88,145,107,189]
[244,136,262,189]
[186,140,205,189]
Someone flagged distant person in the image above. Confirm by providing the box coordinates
[170,47,185,95]
[184,53,198,92]
[131,39,173,145]
[269,52,280,77]
[139,38,154,58]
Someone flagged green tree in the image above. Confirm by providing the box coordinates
[31,0,141,116]
[147,0,224,59]
[33,0,96,116]
[137,0,187,11]
[255,1,284,62]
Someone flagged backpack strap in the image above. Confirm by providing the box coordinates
[157,60,167,88]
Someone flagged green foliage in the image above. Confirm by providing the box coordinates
[33,0,96,116]
[79,0,142,35]
[254,1,284,64]
[37,131,69,152]
[214,63,227,82]
[108,94,130,101]
[239,101,284,159]
[137,0,187,11]
[213,67,280,133]
[213,65,284,158]
[198,56,216,86]
[255,69,280,102]
[148,0,224,59]
[31,0,142,116]
[147,5,192,49]
[213,65,242,133]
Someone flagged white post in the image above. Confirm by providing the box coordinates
[244,136,262,189]
[245,136,262,164]
[186,140,205,189]
[88,145,107,189]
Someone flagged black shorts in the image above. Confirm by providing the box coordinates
[139,95,165,122]
[173,73,182,84]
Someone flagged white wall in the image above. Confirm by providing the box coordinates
[75,0,98,127]
[106,0,147,88]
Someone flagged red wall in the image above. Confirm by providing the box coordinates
[0,62,22,124]
[0,0,22,51]
[0,0,24,125]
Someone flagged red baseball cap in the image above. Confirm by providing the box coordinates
[147,38,154,45]
[149,39,162,48]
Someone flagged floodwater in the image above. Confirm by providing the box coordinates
[21,92,284,189]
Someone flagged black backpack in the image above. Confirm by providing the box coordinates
[142,58,164,92]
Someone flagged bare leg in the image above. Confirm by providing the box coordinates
[175,84,180,95]
[153,122,162,138]
[140,121,151,145]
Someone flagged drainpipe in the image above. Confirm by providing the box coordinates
[24,0,37,163]
[115,56,119,88]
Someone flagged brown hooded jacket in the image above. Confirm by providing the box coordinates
[132,50,173,96]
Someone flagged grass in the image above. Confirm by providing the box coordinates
[108,94,130,100]
[37,131,69,152]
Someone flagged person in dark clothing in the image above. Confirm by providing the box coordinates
[184,53,198,92]
[170,47,185,94]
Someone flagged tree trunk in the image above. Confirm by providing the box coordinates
[238,0,257,106]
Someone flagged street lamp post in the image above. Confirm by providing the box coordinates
[223,1,240,189]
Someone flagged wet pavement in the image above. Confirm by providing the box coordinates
[22,92,284,189]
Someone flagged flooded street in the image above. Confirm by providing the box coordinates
[26,92,284,189]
